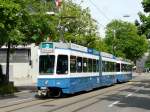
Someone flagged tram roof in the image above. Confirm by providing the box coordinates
[39,42,132,63]
[40,42,100,55]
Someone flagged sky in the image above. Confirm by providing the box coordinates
[73,0,144,37]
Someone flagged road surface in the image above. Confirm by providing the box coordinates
[0,73,150,112]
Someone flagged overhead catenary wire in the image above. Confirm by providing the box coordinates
[89,0,110,21]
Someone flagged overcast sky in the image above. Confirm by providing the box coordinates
[73,0,144,37]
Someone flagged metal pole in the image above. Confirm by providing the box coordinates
[6,41,10,83]
[112,29,116,56]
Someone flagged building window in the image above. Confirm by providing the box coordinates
[0,48,31,63]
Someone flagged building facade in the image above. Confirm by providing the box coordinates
[0,44,39,86]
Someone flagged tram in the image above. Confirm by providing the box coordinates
[37,42,132,97]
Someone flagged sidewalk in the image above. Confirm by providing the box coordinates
[133,72,150,76]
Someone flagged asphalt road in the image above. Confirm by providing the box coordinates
[0,73,150,112]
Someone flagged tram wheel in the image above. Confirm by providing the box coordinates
[50,88,62,98]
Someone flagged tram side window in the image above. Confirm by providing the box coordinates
[88,59,93,72]
[116,63,120,72]
[70,56,76,73]
[121,64,124,72]
[93,59,97,72]
[121,64,127,72]
[77,57,82,72]
[57,55,68,74]
[102,61,115,72]
[96,60,99,72]
[108,62,112,72]
[83,58,88,72]
[102,61,106,72]
[128,65,132,71]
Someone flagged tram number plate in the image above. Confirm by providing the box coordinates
[41,87,47,89]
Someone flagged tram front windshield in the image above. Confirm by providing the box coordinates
[39,55,55,74]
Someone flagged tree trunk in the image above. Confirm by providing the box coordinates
[6,41,10,83]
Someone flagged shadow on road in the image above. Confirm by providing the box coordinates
[99,79,150,110]
[0,95,18,100]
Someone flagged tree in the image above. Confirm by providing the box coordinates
[58,0,99,48]
[0,0,25,82]
[0,0,58,82]
[13,0,59,44]
[105,20,148,62]
[0,0,107,83]
[138,0,150,39]
[142,0,150,12]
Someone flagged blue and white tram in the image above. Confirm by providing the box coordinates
[37,42,132,97]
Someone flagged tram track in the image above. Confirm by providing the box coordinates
[0,81,139,112]
[0,98,56,112]
[47,81,138,112]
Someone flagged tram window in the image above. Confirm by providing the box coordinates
[93,59,96,72]
[70,56,76,73]
[116,63,120,72]
[96,60,99,72]
[77,57,82,72]
[108,62,111,71]
[57,55,68,74]
[121,64,127,72]
[110,62,115,72]
[83,58,88,72]
[39,55,55,74]
[102,61,106,72]
[102,61,115,72]
[128,65,132,71]
[88,59,93,72]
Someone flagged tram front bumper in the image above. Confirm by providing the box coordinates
[38,87,49,96]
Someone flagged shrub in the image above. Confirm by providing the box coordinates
[0,82,17,95]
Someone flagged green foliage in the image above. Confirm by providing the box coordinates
[0,0,107,50]
[12,0,59,44]
[138,0,150,39]
[145,61,150,68]
[105,20,148,61]
[0,0,23,46]
[59,0,99,48]
[142,0,150,12]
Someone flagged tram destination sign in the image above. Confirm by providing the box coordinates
[40,42,54,53]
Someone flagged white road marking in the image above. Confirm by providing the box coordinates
[108,101,120,107]
[125,93,133,97]
[7,98,33,104]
